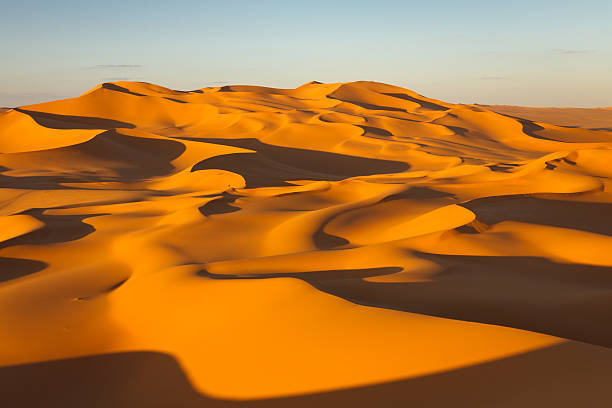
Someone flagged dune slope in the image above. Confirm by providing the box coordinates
[1,81,611,407]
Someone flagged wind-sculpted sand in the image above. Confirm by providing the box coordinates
[1,81,611,407]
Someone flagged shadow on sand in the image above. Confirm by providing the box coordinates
[1,342,610,407]
[200,256,612,348]
[14,108,135,130]
[190,138,409,188]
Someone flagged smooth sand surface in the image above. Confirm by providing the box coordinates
[1,81,611,407]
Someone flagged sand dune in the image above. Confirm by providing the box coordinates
[481,104,612,129]
[1,81,611,407]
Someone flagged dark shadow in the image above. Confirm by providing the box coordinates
[380,186,454,202]
[444,125,469,137]
[192,153,303,188]
[256,342,612,408]
[0,257,47,283]
[328,96,406,112]
[190,138,409,188]
[1,343,610,407]
[0,172,97,190]
[198,252,612,347]
[163,97,187,104]
[23,130,184,182]
[101,82,145,96]
[199,194,241,217]
[0,352,215,408]
[305,254,612,348]
[518,118,554,141]
[313,226,351,249]
[487,164,518,173]
[0,210,101,250]
[0,130,186,184]
[70,130,186,178]
[563,157,577,165]
[462,195,612,236]
[383,93,449,111]
[198,267,402,281]
[14,108,134,130]
[356,125,393,137]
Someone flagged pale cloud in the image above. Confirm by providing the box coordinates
[552,49,596,55]
[86,64,143,69]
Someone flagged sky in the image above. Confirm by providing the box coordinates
[1,0,611,107]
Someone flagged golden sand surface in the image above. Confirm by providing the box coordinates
[1,81,611,407]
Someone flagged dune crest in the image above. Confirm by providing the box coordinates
[1,81,612,405]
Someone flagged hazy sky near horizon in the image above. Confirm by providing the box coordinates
[1,0,611,107]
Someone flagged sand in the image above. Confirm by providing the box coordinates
[481,104,612,129]
[1,81,611,407]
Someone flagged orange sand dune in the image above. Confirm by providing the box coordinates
[481,104,612,129]
[1,81,611,407]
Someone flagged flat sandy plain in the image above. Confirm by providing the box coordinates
[1,81,611,407]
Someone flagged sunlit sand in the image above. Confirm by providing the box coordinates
[1,81,611,406]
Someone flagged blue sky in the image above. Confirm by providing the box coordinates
[1,0,611,107]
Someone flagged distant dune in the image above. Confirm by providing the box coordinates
[481,104,612,129]
[1,81,611,407]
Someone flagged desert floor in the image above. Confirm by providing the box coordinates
[1,81,611,407]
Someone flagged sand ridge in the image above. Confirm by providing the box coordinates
[1,81,612,406]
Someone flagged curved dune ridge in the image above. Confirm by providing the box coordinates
[1,81,612,407]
